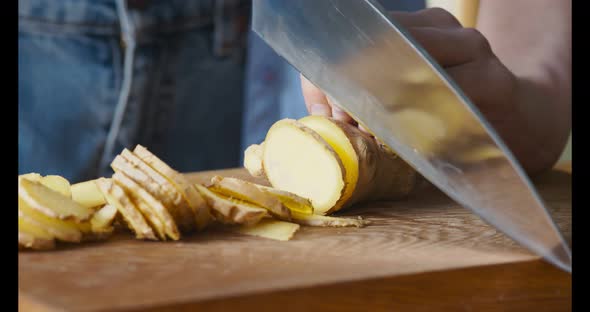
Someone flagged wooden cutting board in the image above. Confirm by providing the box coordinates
[19,164,572,311]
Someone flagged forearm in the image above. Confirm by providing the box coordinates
[476,0,571,174]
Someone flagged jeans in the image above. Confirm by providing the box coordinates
[19,0,248,182]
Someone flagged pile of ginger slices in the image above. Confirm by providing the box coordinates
[18,144,369,250]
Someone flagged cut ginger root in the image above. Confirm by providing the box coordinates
[19,217,55,250]
[90,204,117,233]
[20,173,73,198]
[40,175,72,198]
[210,176,313,216]
[261,119,346,214]
[96,178,157,241]
[245,117,417,215]
[112,152,194,233]
[19,177,95,222]
[254,185,314,215]
[20,125,399,250]
[133,145,211,230]
[112,172,169,240]
[243,142,265,178]
[194,184,268,226]
[18,202,82,243]
[71,179,106,209]
[208,175,291,220]
[290,212,370,228]
[112,171,180,240]
[18,173,117,250]
[234,219,300,241]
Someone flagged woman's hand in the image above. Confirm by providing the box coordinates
[301,4,571,174]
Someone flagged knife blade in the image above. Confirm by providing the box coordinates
[252,0,571,272]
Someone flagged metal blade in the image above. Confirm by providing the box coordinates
[252,0,571,272]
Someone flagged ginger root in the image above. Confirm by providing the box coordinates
[290,212,370,228]
[194,184,268,226]
[96,178,157,240]
[208,176,291,220]
[133,145,211,230]
[20,130,395,250]
[234,219,300,241]
[244,117,417,215]
[71,179,106,209]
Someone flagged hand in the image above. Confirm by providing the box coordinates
[302,7,517,124]
[301,7,570,174]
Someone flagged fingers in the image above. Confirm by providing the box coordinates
[407,27,492,67]
[390,8,491,67]
[300,7,495,131]
[445,58,517,121]
[309,103,332,117]
[301,75,355,123]
[391,8,462,29]
[301,74,329,114]
[329,100,356,124]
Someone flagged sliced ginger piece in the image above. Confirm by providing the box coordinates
[253,185,313,215]
[133,145,211,230]
[299,115,359,213]
[96,178,157,240]
[208,176,290,220]
[90,204,118,232]
[120,149,183,206]
[20,173,72,198]
[291,212,370,228]
[213,177,314,215]
[261,119,346,214]
[121,149,196,231]
[249,117,417,214]
[121,149,195,230]
[18,217,55,250]
[21,173,94,236]
[194,184,267,226]
[113,152,194,232]
[71,179,106,209]
[135,200,167,240]
[243,143,265,178]
[19,178,94,222]
[113,171,179,240]
[19,215,54,241]
[310,118,416,209]
[19,231,55,250]
[113,173,180,240]
[113,172,167,240]
[19,174,86,241]
[19,173,42,181]
[18,199,82,242]
[40,175,72,198]
[111,156,177,210]
[234,219,300,241]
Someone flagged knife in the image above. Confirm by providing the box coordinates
[252,0,571,272]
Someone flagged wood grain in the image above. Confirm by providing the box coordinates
[18,165,571,312]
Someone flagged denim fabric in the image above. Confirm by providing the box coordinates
[241,0,426,154]
[19,0,248,182]
[19,0,425,183]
